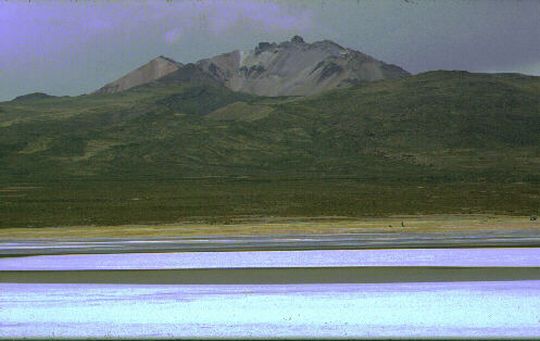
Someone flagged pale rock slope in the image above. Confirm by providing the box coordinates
[196,35,409,96]
[95,56,182,94]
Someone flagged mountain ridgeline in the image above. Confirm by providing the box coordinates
[195,35,409,96]
[95,36,409,96]
[1,36,540,227]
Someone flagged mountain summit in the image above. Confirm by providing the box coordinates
[94,36,409,96]
[197,35,409,96]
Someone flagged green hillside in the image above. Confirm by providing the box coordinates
[1,71,539,227]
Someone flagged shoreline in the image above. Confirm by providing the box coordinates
[3,237,540,258]
[1,214,538,257]
[1,213,538,239]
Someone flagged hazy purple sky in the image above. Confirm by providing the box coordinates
[1,0,539,101]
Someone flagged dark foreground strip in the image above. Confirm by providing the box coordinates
[2,266,540,284]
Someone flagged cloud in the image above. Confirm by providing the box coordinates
[0,1,313,51]
[491,61,540,77]
[517,61,540,76]
[153,0,313,43]
[200,0,313,33]
[164,28,183,45]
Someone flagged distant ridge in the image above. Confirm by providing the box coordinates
[13,92,56,101]
[94,36,409,96]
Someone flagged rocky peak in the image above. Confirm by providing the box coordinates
[290,35,305,44]
[255,41,277,55]
[197,36,408,96]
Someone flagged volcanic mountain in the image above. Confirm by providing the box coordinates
[197,35,409,96]
[94,36,409,96]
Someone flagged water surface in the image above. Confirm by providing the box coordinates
[2,281,540,338]
[2,247,540,270]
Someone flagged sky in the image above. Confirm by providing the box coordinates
[0,0,539,101]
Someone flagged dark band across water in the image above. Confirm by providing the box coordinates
[2,266,540,284]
